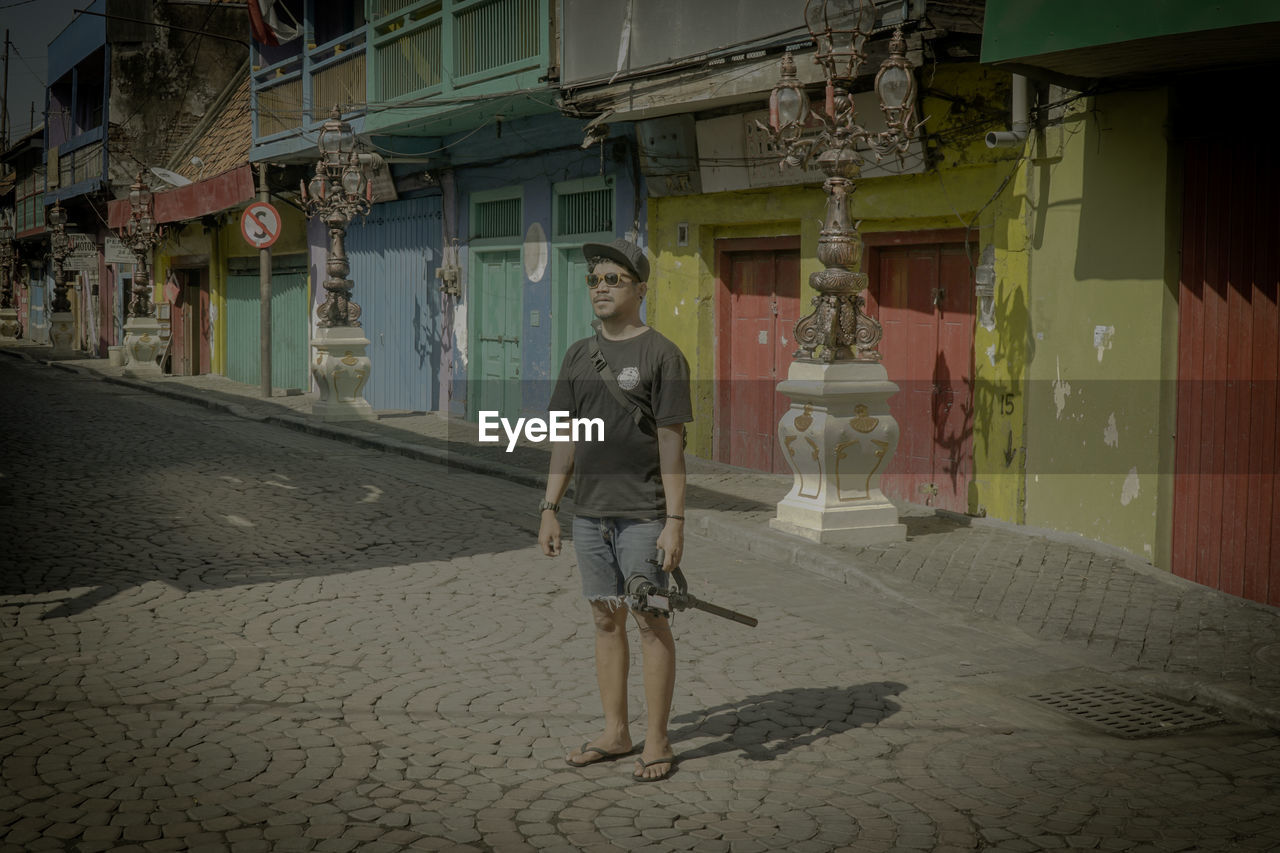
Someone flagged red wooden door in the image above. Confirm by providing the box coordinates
[169,269,211,376]
[868,240,974,512]
[1174,139,1279,606]
[715,239,801,473]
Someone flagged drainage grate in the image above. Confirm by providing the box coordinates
[1026,685,1222,738]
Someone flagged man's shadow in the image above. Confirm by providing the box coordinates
[669,682,906,764]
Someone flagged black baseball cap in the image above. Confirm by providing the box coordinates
[582,238,649,283]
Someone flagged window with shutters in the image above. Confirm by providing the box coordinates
[369,0,546,104]
[472,196,522,241]
[554,181,614,239]
[14,168,45,235]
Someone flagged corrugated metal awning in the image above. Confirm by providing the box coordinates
[106,164,255,230]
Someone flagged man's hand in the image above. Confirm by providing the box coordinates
[540,441,573,557]
[539,512,562,557]
[655,423,687,573]
[655,519,683,572]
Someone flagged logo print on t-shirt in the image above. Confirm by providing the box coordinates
[617,366,640,390]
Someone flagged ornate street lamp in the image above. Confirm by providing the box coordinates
[301,107,372,328]
[765,0,920,546]
[761,1,922,362]
[46,202,73,313]
[116,173,166,376]
[299,106,376,421]
[45,201,79,353]
[0,216,19,341]
[0,217,13,307]
[118,171,164,319]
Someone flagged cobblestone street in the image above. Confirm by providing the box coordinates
[2,356,1280,853]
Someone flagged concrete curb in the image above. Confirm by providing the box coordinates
[1134,672,1280,733]
[696,513,911,606]
[26,353,548,495]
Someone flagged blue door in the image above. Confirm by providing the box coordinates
[27,276,48,344]
[346,196,444,412]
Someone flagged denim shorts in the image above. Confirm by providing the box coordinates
[572,516,666,606]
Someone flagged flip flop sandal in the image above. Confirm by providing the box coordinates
[632,755,676,782]
[566,743,633,767]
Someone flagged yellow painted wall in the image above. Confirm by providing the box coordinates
[651,166,1010,461]
[970,156,1032,524]
[650,64,1026,493]
[1021,88,1179,565]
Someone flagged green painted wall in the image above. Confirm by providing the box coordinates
[216,204,310,377]
[1021,88,1180,566]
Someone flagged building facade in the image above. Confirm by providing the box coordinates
[980,0,1280,604]
[248,0,645,417]
[559,0,996,505]
[41,0,251,361]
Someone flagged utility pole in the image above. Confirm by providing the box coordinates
[2,30,10,150]
[258,163,272,398]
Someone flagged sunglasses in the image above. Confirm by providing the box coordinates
[585,272,635,289]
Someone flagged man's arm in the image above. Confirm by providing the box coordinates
[539,440,575,556]
[655,424,686,572]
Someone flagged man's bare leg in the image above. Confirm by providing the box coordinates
[566,601,634,764]
[634,611,676,779]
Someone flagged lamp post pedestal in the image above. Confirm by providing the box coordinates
[0,307,19,341]
[770,360,906,546]
[759,11,923,546]
[49,311,76,355]
[301,108,376,423]
[310,325,375,421]
[122,315,165,377]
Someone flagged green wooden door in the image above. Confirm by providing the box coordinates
[552,249,597,372]
[226,260,309,391]
[474,249,522,418]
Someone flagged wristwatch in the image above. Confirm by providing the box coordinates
[538,499,560,514]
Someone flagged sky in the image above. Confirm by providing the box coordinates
[0,0,91,141]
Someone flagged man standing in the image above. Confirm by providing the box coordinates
[538,238,691,782]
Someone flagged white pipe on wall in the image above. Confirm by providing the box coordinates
[986,74,1029,148]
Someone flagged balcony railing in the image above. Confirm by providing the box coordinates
[313,48,367,116]
[374,17,442,100]
[368,0,547,117]
[251,0,547,146]
[256,78,305,138]
[453,0,538,82]
[252,29,367,145]
[15,168,46,234]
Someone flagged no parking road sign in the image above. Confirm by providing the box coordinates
[240,202,282,249]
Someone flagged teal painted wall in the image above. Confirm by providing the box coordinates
[225,260,310,391]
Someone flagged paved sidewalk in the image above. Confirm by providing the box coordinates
[5,343,1279,731]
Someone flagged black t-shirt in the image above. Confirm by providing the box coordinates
[548,328,692,517]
